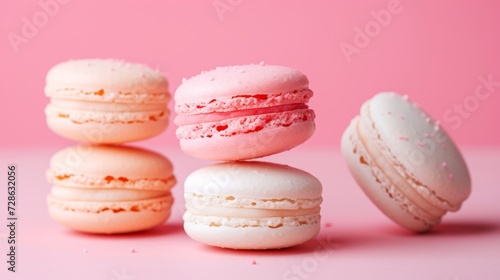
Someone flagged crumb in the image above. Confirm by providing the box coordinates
[325,222,333,228]
[129,248,136,253]
[83,249,88,253]
[441,162,447,168]
[251,260,257,265]
[399,135,409,140]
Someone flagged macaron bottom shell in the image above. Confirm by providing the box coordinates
[341,117,437,232]
[179,120,315,161]
[47,195,173,234]
[184,220,320,250]
[46,114,168,144]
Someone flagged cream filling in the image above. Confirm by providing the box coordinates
[45,104,168,124]
[50,99,166,112]
[184,193,322,210]
[357,118,446,220]
[51,186,170,202]
[183,211,320,228]
[47,171,176,191]
[186,202,320,218]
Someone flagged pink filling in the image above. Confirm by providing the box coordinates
[174,103,308,126]
[175,89,313,115]
[176,108,315,139]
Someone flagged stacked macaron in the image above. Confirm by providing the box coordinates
[174,63,323,249]
[44,59,176,234]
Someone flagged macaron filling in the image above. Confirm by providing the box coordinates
[184,192,321,228]
[48,195,173,213]
[175,106,315,139]
[183,212,320,228]
[175,89,313,115]
[174,103,310,126]
[46,99,169,124]
[47,170,176,191]
[50,186,170,201]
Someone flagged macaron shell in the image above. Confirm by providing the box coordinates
[179,120,315,161]
[341,118,433,232]
[184,221,320,250]
[46,114,168,144]
[48,196,172,234]
[184,161,322,199]
[364,93,471,208]
[45,59,168,95]
[175,64,309,103]
[49,145,174,182]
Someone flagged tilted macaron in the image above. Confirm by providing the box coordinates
[45,59,170,143]
[183,161,322,249]
[341,92,471,232]
[174,63,316,161]
[47,144,176,234]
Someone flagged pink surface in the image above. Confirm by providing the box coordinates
[1,147,499,279]
[1,0,500,148]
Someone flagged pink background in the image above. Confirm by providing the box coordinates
[1,0,500,149]
[1,1,500,280]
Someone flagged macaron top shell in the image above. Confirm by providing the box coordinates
[175,64,309,101]
[48,145,175,190]
[184,161,322,199]
[45,59,169,103]
[174,64,311,114]
[360,93,471,209]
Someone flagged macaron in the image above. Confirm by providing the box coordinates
[341,92,471,232]
[46,144,176,234]
[45,59,170,143]
[174,63,316,161]
[183,161,322,249]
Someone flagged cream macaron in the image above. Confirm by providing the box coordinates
[183,161,322,249]
[47,144,176,234]
[45,59,170,143]
[341,92,471,232]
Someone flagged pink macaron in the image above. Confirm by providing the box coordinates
[341,92,471,232]
[45,59,170,143]
[174,63,316,161]
[47,144,176,234]
[183,161,323,249]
